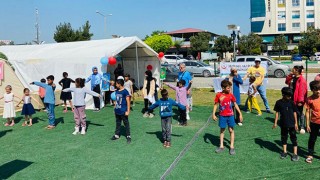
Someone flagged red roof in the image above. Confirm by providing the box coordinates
[166,28,207,35]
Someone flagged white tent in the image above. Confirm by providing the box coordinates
[0,36,160,109]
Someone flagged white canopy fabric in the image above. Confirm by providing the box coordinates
[0,36,160,109]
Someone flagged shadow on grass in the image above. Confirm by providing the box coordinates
[14,117,23,124]
[203,133,230,149]
[0,159,33,179]
[86,120,104,131]
[0,129,13,138]
[172,108,179,122]
[255,138,282,154]
[264,117,275,123]
[55,117,64,126]
[146,131,182,143]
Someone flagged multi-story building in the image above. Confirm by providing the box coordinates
[251,0,319,55]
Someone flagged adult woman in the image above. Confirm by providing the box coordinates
[285,65,307,134]
[142,70,155,117]
[226,67,243,125]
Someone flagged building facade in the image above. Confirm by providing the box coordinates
[251,0,320,55]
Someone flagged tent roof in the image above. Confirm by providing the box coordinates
[0,36,158,63]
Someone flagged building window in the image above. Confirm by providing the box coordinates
[307,22,315,28]
[269,20,271,27]
[306,10,314,18]
[292,11,300,19]
[292,23,300,30]
[306,0,314,6]
[278,0,286,7]
[292,0,300,6]
[278,11,286,19]
[268,0,271,11]
[278,23,286,31]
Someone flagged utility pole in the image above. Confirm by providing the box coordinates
[34,8,44,45]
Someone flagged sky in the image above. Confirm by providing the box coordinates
[0,0,251,44]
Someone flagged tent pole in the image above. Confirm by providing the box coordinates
[135,42,140,87]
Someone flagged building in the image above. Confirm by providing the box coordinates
[251,0,319,55]
[165,28,219,59]
[0,40,13,45]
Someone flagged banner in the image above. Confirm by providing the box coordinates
[219,62,268,77]
[0,62,3,80]
[101,73,110,91]
[160,67,166,80]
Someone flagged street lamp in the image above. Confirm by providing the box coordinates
[96,10,112,38]
[227,25,241,62]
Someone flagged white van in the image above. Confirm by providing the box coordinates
[235,55,291,78]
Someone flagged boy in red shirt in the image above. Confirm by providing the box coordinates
[305,80,320,163]
[213,80,243,155]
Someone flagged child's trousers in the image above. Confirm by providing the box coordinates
[45,103,55,126]
[247,96,261,114]
[161,117,172,142]
[115,114,130,137]
[74,106,86,128]
[308,122,320,155]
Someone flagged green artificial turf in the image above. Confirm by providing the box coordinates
[0,101,319,179]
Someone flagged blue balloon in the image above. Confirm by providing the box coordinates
[100,57,109,65]
[111,92,116,101]
[116,55,122,62]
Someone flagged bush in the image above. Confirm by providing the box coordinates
[272,56,291,61]
[0,52,8,60]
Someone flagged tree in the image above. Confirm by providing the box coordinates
[213,35,232,59]
[0,52,7,60]
[144,34,173,53]
[272,34,288,58]
[173,40,184,54]
[291,47,299,55]
[238,33,262,55]
[190,32,211,53]
[144,30,166,40]
[53,21,93,42]
[298,27,320,57]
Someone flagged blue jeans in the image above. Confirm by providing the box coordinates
[256,85,270,111]
[45,103,55,126]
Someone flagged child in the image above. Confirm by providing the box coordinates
[164,80,192,126]
[31,75,56,129]
[111,79,131,144]
[16,88,39,126]
[148,89,186,148]
[213,80,243,155]
[0,85,16,126]
[154,78,159,101]
[247,76,262,116]
[59,72,75,113]
[63,78,101,135]
[272,87,299,161]
[124,74,133,108]
[305,80,320,163]
[109,80,115,105]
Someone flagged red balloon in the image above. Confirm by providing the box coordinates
[108,56,117,65]
[147,65,153,70]
[158,52,164,58]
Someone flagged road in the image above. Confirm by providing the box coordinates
[192,73,319,90]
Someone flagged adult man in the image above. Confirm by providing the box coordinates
[243,57,272,113]
[178,63,193,119]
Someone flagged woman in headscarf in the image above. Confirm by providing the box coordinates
[142,70,155,117]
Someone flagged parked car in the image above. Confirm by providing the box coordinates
[161,64,193,82]
[292,54,302,61]
[179,61,217,77]
[162,55,187,64]
[235,55,290,78]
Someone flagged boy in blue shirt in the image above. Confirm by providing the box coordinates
[31,75,56,129]
[111,79,131,144]
[148,89,186,148]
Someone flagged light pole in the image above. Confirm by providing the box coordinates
[227,25,241,62]
[96,10,112,38]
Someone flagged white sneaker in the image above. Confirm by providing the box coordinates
[186,113,190,120]
[148,113,154,118]
[72,127,79,135]
[300,129,305,134]
[81,128,86,135]
[143,113,149,118]
[238,123,243,126]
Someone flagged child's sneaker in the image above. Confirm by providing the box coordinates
[72,127,79,135]
[291,154,299,161]
[300,129,305,134]
[186,113,190,120]
[246,111,250,114]
[126,136,131,144]
[148,113,154,118]
[80,128,86,135]
[280,152,288,159]
[111,135,119,140]
[215,147,225,153]
[229,148,236,155]
[163,141,167,147]
[166,142,171,148]
[238,123,243,126]
[143,113,149,118]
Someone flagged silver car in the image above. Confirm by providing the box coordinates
[235,55,291,78]
[182,61,217,77]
